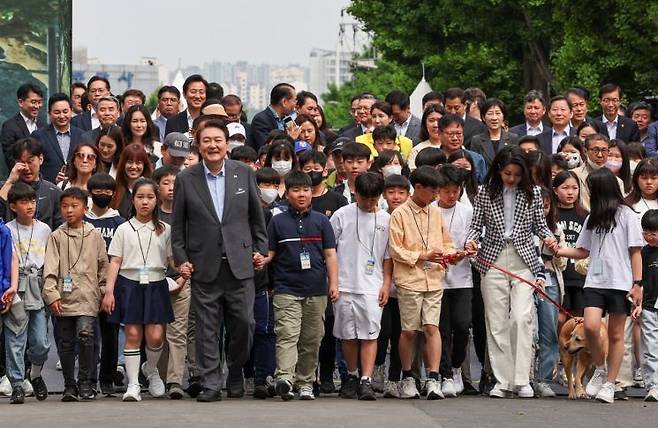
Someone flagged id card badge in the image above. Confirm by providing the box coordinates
[139,267,150,285]
[589,259,604,276]
[365,258,375,276]
[63,275,73,293]
[300,251,311,270]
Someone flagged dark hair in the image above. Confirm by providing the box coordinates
[626,142,646,160]
[122,104,157,150]
[183,74,209,94]
[584,133,610,148]
[67,143,100,183]
[552,170,588,217]
[523,90,546,106]
[446,149,478,202]
[71,81,87,93]
[415,147,446,168]
[11,137,42,160]
[385,90,410,110]
[485,146,534,201]
[642,210,658,231]
[87,75,111,92]
[96,126,124,171]
[576,121,600,138]
[565,87,589,102]
[372,125,397,143]
[384,174,410,190]
[557,136,586,159]
[296,90,318,108]
[410,165,440,188]
[221,94,242,107]
[422,91,444,107]
[60,186,88,205]
[464,87,486,115]
[256,167,281,186]
[230,145,258,162]
[341,142,371,161]
[540,186,557,233]
[284,171,312,189]
[626,158,658,205]
[599,83,622,99]
[480,98,507,121]
[586,167,630,231]
[265,141,297,172]
[48,93,72,111]
[294,114,320,146]
[122,89,146,105]
[112,143,153,209]
[207,82,224,100]
[270,83,295,105]
[130,178,165,235]
[436,164,463,188]
[438,113,465,132]
[518,135,541,150]
[355,172,385,198]
[158,85,180,100]
[371,100,392,117]
[608,139,632,193]
[525,150,552,189]
[549,95,572,111]
[298,150,327,169]
[443,88,465,103]
[8,181,36,205]
[372,149,405,175]
[550,153,569,172]
[87,173,117,192]
[152,165,179,185]
[81,92,91,111]
[419,104,446,141]
[628,101,653,117]
[196,119,229,143]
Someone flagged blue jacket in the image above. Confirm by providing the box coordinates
[0,219,12,294]
[645,122,658,159]
[467,149,488,184]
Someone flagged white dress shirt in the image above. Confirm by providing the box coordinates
[20,112,38,134]
[502,186,517,239]
[603,115,618,140]
[91,108,100,130]
[551,126,570,153]
[526,122,543,136]
[395,115,411,138]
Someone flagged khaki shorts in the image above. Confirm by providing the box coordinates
[397,288,443,331]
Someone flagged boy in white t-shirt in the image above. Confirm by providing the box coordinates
[435,165,473,398]
[330,172,392,401]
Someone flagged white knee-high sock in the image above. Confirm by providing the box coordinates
[145,344,163,373]
[124,349,141,386]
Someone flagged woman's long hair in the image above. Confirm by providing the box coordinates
[485,146,534,202]
[121,104,158,150]
[552,170,588,218]
[419,104,446,142]
[625,157,658,205]
[446,149,478,203]
[66,142,100,184]
[95,125,124,172]
[609,139,632,194]
[111,143,153,209]
[586,167,631,231]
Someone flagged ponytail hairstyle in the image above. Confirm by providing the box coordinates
[130,177,165,235]
[586,167,631,232]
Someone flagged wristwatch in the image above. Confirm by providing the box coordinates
[632,280,643,286]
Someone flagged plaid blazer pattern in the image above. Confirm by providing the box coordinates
[466,185,553,276]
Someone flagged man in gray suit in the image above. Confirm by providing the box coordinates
[172,119,268,402]
[386,90,422,145]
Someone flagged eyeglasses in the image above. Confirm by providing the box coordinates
[588,147,608,155]
[75,152,97,161]
[445,132,463,138]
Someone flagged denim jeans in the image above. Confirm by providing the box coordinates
[641,308,658,390]
[56,315,96,388]
[534,272,560,383]
[4,309,50,386]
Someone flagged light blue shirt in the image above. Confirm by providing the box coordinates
[203,161,225,222]
[154,115,167,142]
[502,186,517,239]
[56,128,71,160]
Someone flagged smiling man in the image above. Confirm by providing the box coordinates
[80,95,121,145]
[165,74,209,137]
[536,95,576,154]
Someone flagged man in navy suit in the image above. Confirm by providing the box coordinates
[250,83,297,149]
[31,93,83,183]
[565,87,593,129]
[593,83,640,143]
[71,75,111,132]
[509,90,547,137]
[386,90,423,146]
[164,74,208,137]
[443,88,487,148]
[536,95,577,154]
[1,83,46,173]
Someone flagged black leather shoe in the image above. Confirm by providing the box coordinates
[31,376,49,401]
[62,386,78,402]
[197,388,222,402]
[10,385,25,404]
[186,377,203,398]
[462,381,479,395]
[226,385,244,398]
[79,382,94,400]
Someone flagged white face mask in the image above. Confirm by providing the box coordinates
[587,158,604,170]
[259,188,278,204]
[228,140,244,152]
[271,160,292,176]
[382,164,402,178]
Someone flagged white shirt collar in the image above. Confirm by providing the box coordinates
[602,115,618,125]
[20,111,36,125]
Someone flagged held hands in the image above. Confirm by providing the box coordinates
[253,252,266,271]
[544,237,560,255]
[628,285,643,320]
[49,300,63,316]
[464,240,478,255]
[178,262,194,280]
[101,293,115,314]
[535,278,546,293]
[329,285,340,303]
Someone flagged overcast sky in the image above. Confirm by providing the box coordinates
[73,0,353,69]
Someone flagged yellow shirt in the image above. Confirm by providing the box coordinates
[356,133,414,160]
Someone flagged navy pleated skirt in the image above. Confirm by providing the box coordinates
[108,275,174,325]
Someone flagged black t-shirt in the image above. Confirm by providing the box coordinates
[641,245,658,311]
[312,189,348,219]
[556,206,587,288]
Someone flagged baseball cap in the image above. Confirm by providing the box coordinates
[294,140,312,154]
[163,132,192,158]
[330,137,352,153]
[227,122,246,138]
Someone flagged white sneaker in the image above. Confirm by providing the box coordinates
[299,385,315,400]
[634,368,645,388]
[55,360,62,371]
[141,362,166,397]
[244,377,255,395]
[122,383,142,402]
[426,378,444,400]
[383,380,400,398]
[372,365,385,393]
[452,368,464,394]
[23,379,34,396]
[585,367,606,397]
[516,384,534,398]
[399,377,419,399]
[644,388,658,402]
[0,375,12,396]
[441,378,457,397]
[535,382,556,398]
[489,382,508,398]
[595,382,614,404]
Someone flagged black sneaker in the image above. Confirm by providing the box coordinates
[186,376,203,398]
[614,387,629,401]
[253,384,269,399]
[31,376,48,401]
[167,383,184,400]
[275,379,294,401]
[62,386,78,402]
[79,382,94,400]
[358,379,376,401]
[461,381,479,396]
[313,381,320,398]
[319,378,336,394]
[340,375,359,399]
[10,385,25,404]
[100,382,115,396]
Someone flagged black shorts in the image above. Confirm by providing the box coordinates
[583,288,630,315]
[563,287,585,312]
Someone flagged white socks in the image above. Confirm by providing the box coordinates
[124,349,141,385]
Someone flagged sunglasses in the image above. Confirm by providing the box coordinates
[75,152,97,161]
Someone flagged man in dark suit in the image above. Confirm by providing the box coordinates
[172,119,268,402]
[165,74,208,137]
[338,93,377,142]
[251,83,297,149]
[71,75,112,132]
[80,96,121,145]
[536,95,577,154]
[337,95,362,136]
[509,90,547,138]
[565,87,593,129]
[443,87,486,148]
[593,83,640,143]
[386,90,422,145]
[221,94,254,148]
[31,93,84,183]
[1,83,46,173]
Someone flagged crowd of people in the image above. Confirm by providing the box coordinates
[0,75,657,407]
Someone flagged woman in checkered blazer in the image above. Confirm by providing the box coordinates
[465,146,555,398]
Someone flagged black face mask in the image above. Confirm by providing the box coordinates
[91,193,112,209]
[308,171,325,187]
